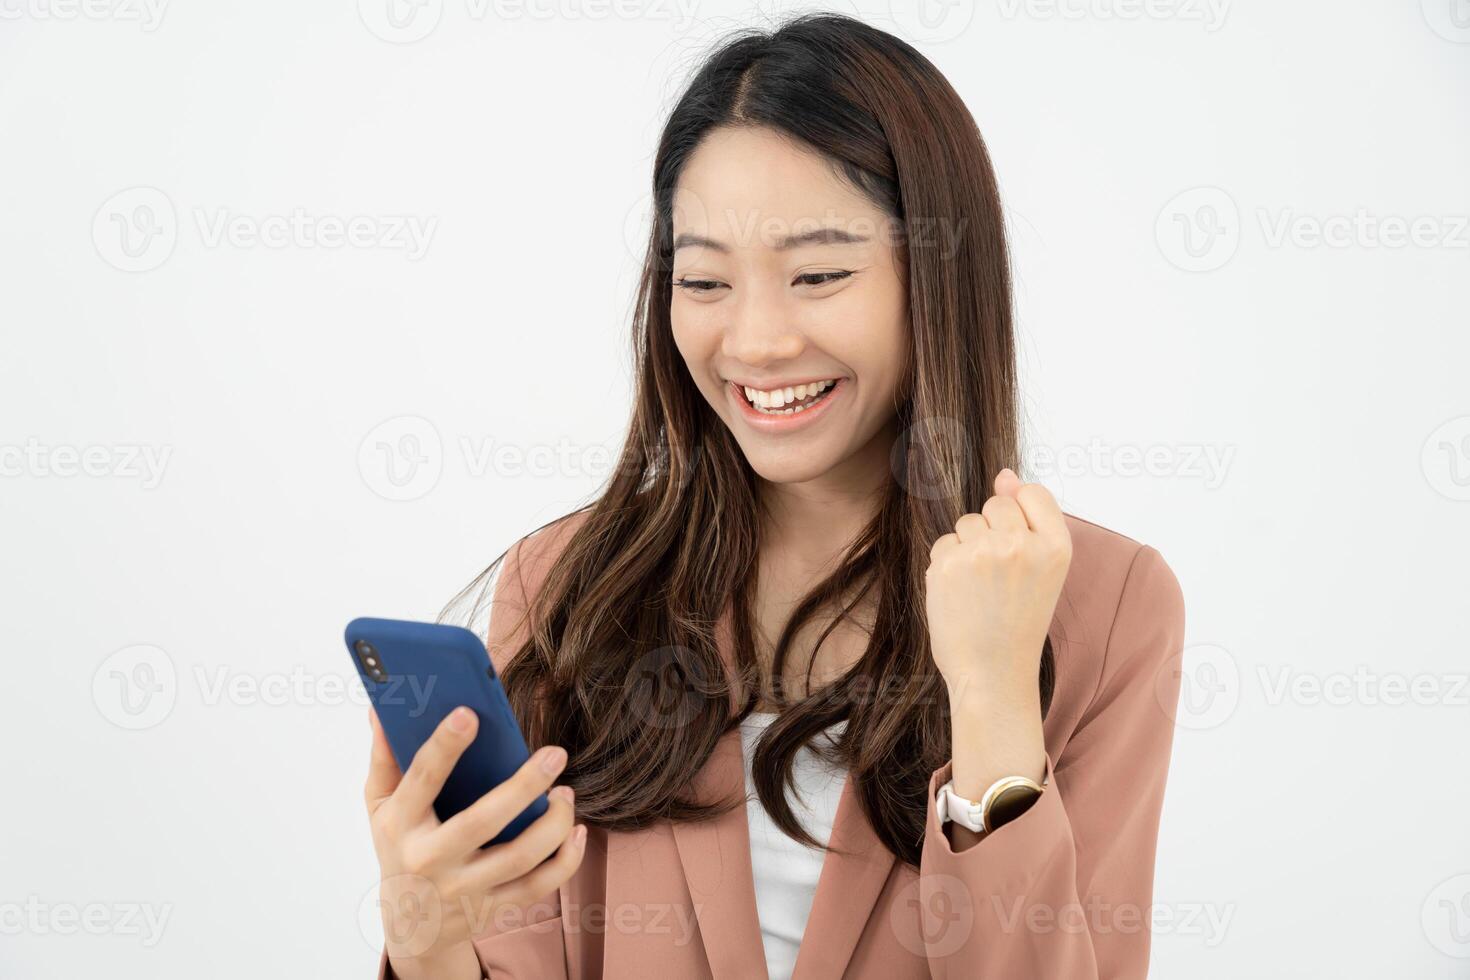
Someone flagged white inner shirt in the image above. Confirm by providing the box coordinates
[738,711,849,980]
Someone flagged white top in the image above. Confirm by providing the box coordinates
[738,711,849,980]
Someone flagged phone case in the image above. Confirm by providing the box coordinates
[345,617,549,846]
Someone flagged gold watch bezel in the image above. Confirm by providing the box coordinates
[980,775,1046,833]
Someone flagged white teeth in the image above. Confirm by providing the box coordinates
[740,379,839,415]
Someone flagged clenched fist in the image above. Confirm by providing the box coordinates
[924,468,1072,699]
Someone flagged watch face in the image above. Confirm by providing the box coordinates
[986,784,1043,831]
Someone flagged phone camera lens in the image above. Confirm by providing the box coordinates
[355,640,388,683]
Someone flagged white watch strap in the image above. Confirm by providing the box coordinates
[936,778,986,832]
[938,768,1050,833]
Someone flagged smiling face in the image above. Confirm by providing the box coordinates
[669,125,911,490]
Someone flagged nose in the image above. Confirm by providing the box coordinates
[720,283,806,366]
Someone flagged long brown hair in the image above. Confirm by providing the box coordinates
[444,11,1055,868]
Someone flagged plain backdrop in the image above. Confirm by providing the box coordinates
[2,1,1467,977]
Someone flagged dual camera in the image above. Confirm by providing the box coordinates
[354,639,389,684]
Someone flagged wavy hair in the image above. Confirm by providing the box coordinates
[444,11,1055,867]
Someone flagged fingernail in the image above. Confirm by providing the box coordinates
[536,745,568,775]
[448,707,474,733]
[550,785,574,804]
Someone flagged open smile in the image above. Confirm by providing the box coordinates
[725,377,847,433]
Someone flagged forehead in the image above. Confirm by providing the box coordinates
[672,125,888,249]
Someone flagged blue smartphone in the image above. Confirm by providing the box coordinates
[346,617,548,846]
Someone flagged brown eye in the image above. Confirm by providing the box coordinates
[674,278,723,292]
[795,271,852,287]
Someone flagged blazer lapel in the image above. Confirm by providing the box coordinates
[668,600,893,979]
[670,602,767,978]
[671,727,770,980]
[789,774,896,980]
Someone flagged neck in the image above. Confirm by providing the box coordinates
[757,419,896,564]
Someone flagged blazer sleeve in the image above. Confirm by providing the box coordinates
[377,533,570,980]
[917,544,1186,980]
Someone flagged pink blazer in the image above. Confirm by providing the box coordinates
[377,511,1185,979]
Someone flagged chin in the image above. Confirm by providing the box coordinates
[738,443,846,485]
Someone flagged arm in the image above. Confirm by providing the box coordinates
[920,543,1186,979]
[374,532,577,980]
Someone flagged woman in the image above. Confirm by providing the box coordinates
[364,12,1185,979]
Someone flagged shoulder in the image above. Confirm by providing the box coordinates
[482,508,595,669]
[1048,513,1186,731]
[1062,512,1180,595]
[498,507,596,600]
[1060,512,1185,633]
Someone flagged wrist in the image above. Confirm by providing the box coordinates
[944,666,1040,720]
[388,943,481,980]
[947,679,1044,799]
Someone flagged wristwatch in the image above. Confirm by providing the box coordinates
[937,770,1047,834]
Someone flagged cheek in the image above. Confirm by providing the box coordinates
[669,306,705,368]
[670,306,724,398]
[808,293,909,397]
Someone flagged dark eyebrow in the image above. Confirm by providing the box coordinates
[672,225,870,254]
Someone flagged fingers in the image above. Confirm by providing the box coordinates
[993,466,1023,497]
[929,530,960,562]
[980,492,1027,532]
[1014,482,1068,539]
[475,821,588,912]
[395,706,480,820]
[364,708,403,813]
[460,782,576,883]
[952,512,988,543]
[942,471,1066,543]
[436,745,569,857]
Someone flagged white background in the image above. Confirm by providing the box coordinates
[2,1,1467,977]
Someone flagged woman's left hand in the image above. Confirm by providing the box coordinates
[924,468,1073,702]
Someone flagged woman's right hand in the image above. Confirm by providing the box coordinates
[364,706,586,980]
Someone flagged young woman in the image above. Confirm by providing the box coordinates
[364,13,1185,980]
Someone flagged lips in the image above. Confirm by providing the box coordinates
[740,380,837,414]
[726,378,847,433]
